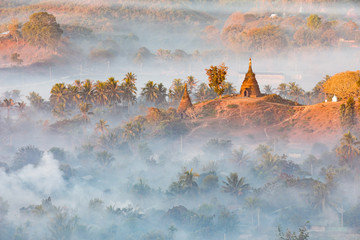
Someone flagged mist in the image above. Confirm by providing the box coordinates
[1,0,360,239]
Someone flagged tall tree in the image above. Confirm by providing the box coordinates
[106,77,122,109]
[195,83,216,102]
[3,98,15,119]
[122,121,144,142]
[263,85,273,94]
[80,79,95,104]
[307,14,322,30]
[50,83,68,107]
[141,81,158,104]
[156,83,167,106]
[223,82,236,95]
[121,73,137,108]
[94,81,109,106]
[95,119,109,136]
[168,79,185,104]
[288,82,304,102]
[277,83,288,98]
[206,63,228,98]
[222,173,249,197]
[66,84,80,108]
[27,92,44,109]
[186,75,197,95]
[22,12,63,49]
[179,168,200,194]
[336,132,360,169]
[78,102,93,122]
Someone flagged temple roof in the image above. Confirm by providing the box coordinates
[239,58,262,98]
[177,83,193,113]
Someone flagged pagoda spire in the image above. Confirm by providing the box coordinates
[240,57,262,98]
[248,57,253,72]
[177,83,193,116]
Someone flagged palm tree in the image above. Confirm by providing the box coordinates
[186,75,197,94]
[80,79,95,104]
[263,85,273,94]
[231,147,249,166]
[3,98,15,119]
[195,83,216,102]
[222,173,249,197]
[27,92,44,109]
[94,81,109,107]
[255,152,282,178]
[66,84,80,108]
[168,79,185,104]
[168,225,177,240]
[141,81,158,104]
[277,83,288,98]
[122,121,144,142]
[96,151,115,167]
[106,77,122,109]
[98,132,120,149]
[50,83,68,106]
[52,103,68,119]
[156,83,167,105]
[180,168,200,194]
[95,119,109,135]
[336,132,360,169]
[78,102,93,122]
[223,82,237,95]
[121,73,137,109]
[288,82,304,102]
[312,182,331,214]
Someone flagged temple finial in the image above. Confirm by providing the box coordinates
[249,57,252,68]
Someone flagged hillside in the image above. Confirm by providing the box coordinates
[184,95,358,147]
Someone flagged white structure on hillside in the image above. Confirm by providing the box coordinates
[332,95,338,102]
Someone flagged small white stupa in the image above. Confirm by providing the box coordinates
[332,95,338,102]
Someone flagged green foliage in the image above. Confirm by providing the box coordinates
[141,81,167,106]
[96,151,115,167]
[222,173,249,197]
[277,223,310,240]
[336,132,360,169]
[340,97,356,130]
[206,63,228,97]
[200,173,219,192]
[245,25,287,51]
[202,138,233,160]
[22,12,63,48]
[49,209,80,240]
[307,14,322,30]
[27,91,45,109]
[132,179,152,197]
[49,147,66,161]
[122,119,145,142]
[168,168,200,196]
[195,83,217,102]
[168,78,185,105]
[12,145,43,170]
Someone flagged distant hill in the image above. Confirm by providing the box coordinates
[183,94,359,147]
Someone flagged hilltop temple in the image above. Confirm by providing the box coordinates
[177,83,192,118]
[239,58,262,98]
